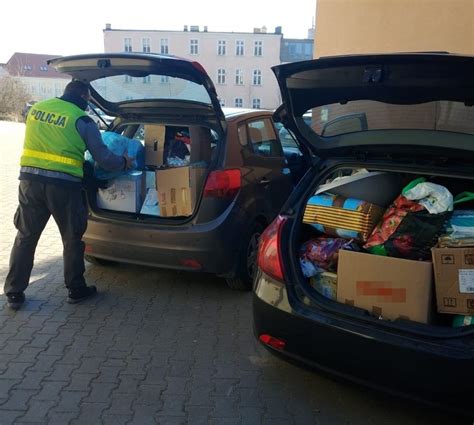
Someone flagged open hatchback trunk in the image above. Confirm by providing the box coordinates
[273,53,474,334]
[48,53,227,220]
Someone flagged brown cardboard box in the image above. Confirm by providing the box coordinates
[337,250,433,323]
[155,166,206,217]
[432,247,474,315]
[189,126,212,163]
[144,125,166,167]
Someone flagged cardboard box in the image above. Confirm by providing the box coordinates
[140,188,160,216]
[189,126,212,163]
[97,172,143,213]
[432,247,474,315]
[337,250,433,323]
[144,125,166,167]
[155,166,206,217]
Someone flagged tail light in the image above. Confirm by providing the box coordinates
[259,334,286,350]
[203,169,241,198]
[257,215,287,282]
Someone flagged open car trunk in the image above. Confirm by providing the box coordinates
[292,163,474,336]
[85,120,217,221]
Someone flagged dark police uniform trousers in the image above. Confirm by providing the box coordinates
[4,179,88,295]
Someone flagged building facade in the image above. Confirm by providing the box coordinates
[104,24,313,110]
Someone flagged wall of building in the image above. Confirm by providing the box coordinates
[104,28,283,109]
[315,0,473,57]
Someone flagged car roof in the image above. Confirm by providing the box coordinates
[223,107,273,120]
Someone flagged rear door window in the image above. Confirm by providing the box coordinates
[239,118,284,158]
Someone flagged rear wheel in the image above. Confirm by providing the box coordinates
[226,222,265,291]
[84,255,117,267]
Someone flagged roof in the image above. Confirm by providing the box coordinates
[223,107,272,119]
[5,52,70,79]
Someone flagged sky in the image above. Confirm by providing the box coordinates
[0,0,316,63]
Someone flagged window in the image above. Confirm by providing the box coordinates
[23,65,32,71]
[142,38,151,53]
[190,39,199,55]
[160,75,170,84]
[236,40,244,56]
[254,40,263,56]
[235,69,243,85]
[160,39,169,54]
[252,98,261,109]
[252,70,262,85]
[124,37,132,52]
[217,40,226,56]
[219,98,225,107]
[143,75,151,84]
[39,66,48,72]
[242,119,282,157]
[234,98,243,108]
[217,69,226,85]
[124,75,133,83]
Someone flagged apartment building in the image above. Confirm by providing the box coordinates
[104,24,294,110]
[4,53,70,101]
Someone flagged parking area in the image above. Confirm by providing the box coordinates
[0,121,463,424]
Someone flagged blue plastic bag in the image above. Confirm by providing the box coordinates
[85,131,145,180]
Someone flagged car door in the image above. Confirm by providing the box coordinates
[238,117,294,218]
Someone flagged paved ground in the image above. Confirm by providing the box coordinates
[0,121,468,424]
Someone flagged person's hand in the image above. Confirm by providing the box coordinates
[123,153,135,170]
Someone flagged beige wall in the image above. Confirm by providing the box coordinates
[315,0,474,58]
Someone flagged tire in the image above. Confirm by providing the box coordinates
[226,222,265,291]
[84,255,116,266]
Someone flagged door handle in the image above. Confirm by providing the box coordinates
[259,178,271,185]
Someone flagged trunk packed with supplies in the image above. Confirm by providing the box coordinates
[84,122,215,220]
[296,167,474,329]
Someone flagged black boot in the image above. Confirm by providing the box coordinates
[67,285,97,304]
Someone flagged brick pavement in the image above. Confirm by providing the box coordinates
[0,122,461,424]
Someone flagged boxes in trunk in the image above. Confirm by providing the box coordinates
[144,124,166,167]
[96,172,143,213]
[337,250,433,323]
[155,166,206,217]
[432,247,474,315]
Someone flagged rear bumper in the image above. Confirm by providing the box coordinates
[253,273,474,416]
[83,207,244,275]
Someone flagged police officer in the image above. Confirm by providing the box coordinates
[4,80,133,310]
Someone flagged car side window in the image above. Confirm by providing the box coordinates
[241,118,283,158]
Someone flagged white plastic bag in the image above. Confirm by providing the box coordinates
[404,182,453,214]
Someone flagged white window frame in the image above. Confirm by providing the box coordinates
[236,40,244,56]
[254,40,263,56]
[217,40,226,56]
[190,39,199,55]
[234,97,243,108]
[252,69,262,85]
[235,69,244,85]
[124,37,132,52]
[143,75,151,84]
[217,68,226,85]
[124,75,133,84]
[142,38,151,53]
[160,38,169,54]
[160,75,170,84]
[252,98,261,109]
[219,98,226,107]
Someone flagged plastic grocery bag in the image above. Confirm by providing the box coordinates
[85,131,145,180]
[364,178,453,260]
